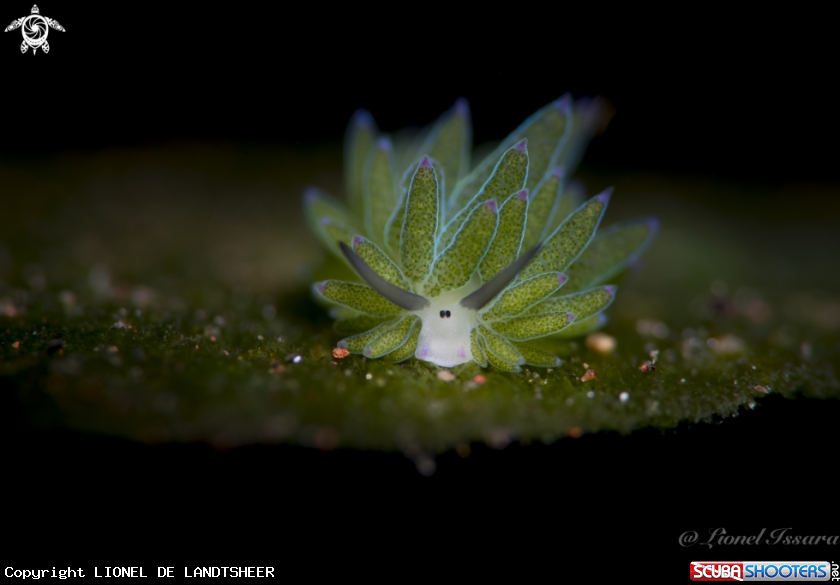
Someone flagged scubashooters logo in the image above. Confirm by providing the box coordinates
[690,561,836,581]
[4,5,65,54]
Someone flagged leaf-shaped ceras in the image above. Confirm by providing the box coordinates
[304,96,657,369]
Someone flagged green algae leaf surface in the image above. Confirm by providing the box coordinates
[1,146,838,459]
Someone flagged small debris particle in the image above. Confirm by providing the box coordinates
[332,347,350,359]
[262,305,276,320]
[269,361,286,374]
[580,369,597,382]
[639,350,658,372]
[330,361,337,366]
[195,345,200,350]
[619,391,630,403]
[415,456,437,477]
[586,332,616,354]
[257,335,265,341]
[365,373,373,380]
[462,381,479,391]
[223,350,229,356]
[12,341,21,348]
[285,353,303,364]
[313,427,340,451]
[745,299,771,323]
[210,335,217,342]
[436,370,456,382]
[582,362,589,369]
[753,385,769,394]
[568,427,583,439]
[344,368,353,377]
[46,339,65,356]
[427,400,445,416]
[59,290,77,307]
[707,334,745,354]
[586,390,595,398]
[484,428,511,450]
[680,378,686,383]
[473,374,487,385]
[636,319,669,339]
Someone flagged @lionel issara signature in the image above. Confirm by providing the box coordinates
[679,527,840,548]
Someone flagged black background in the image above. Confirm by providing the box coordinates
[1,3,836,184]
[3,2,838,571]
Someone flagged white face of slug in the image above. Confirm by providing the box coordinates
[414,301,476,367]
[413,275,482,368]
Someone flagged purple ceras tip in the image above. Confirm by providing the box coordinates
[646,217,660,232]
[516,189,529,200]
[555,94,572,113]
[566,312,576,323]
[316,282,327,294]
[454,97,470,117]
[304,187,320,203]
[319,217,332,226]
[557,273,568,285]
[552,167,565,179]
[352,236,366,247]
[376,136,392,151]
[419,156,432,169]
[604,285,617,296]
[514,139,528,152]
[485,199,498,213]
[363,347,373,357]
[595,187,614,204]
[337,339,347,350]
[353,109,374,129]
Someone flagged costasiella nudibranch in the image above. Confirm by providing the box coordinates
[304,96,658,372]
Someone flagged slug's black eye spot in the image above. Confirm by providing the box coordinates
[446,310,451,318]
[439,310,445,318]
